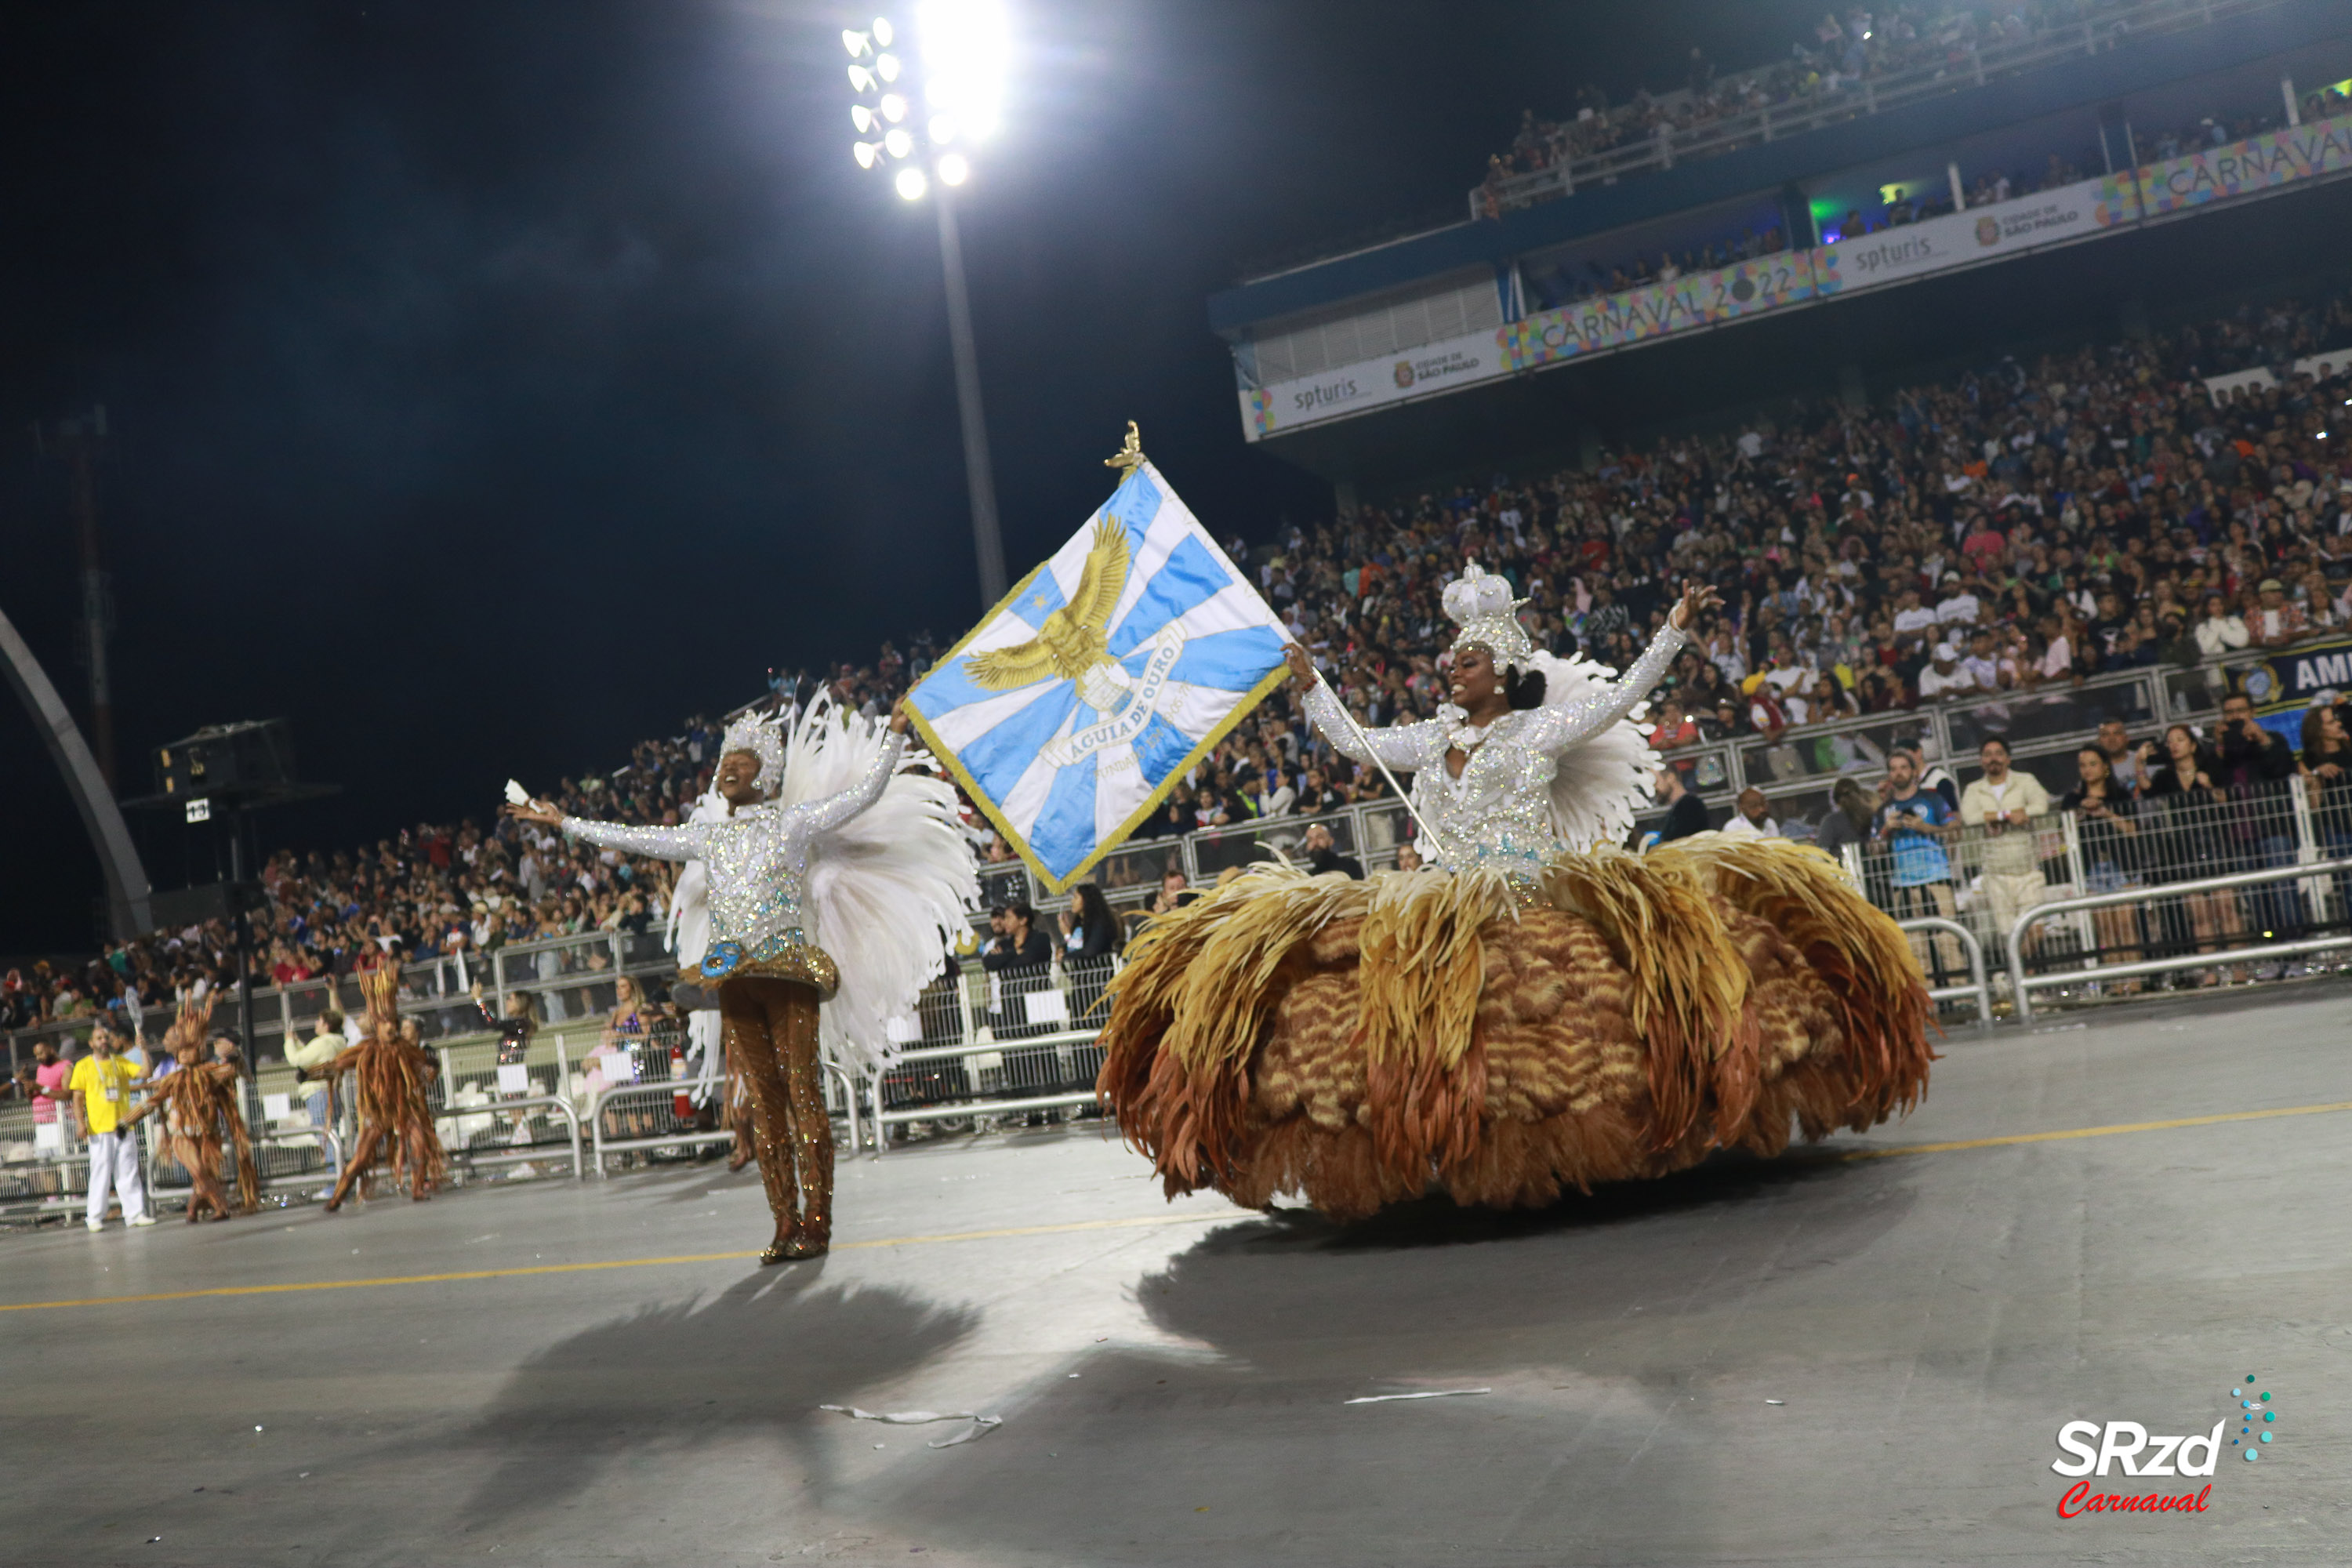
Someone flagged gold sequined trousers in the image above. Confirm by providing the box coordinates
[720,976,833,1254]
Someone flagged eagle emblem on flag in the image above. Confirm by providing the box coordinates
[906,427,1289,893]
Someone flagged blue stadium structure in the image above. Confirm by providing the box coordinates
[1214,0,2352,498]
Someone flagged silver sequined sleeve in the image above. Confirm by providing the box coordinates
[560,817,711,863]
[1517,622,1690,756]
[1302,682,1446,772]
[790,729,907,836]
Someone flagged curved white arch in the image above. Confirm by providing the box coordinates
[0,603,152,939]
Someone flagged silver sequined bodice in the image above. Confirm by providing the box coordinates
[563,732,904,960]
[1305,625,1686,875]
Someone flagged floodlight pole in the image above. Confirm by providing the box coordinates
[934,187,1007,608]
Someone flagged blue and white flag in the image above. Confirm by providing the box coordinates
[908,460,1288,893]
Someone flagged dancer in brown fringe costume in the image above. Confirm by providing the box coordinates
[320,966,445,1210]
[130,999,260,1221]
[1097,564,1934,1221]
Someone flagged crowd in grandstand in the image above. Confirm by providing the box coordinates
[1480,2,2352,216]
[4,283,2351,1039]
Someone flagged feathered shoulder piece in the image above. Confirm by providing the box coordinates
[1523,649,1656,851]
[782,693,979,1076]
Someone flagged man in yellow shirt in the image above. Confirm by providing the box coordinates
[70,1026,152,1231]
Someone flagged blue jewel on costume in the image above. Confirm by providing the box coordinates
[701,941,744,980]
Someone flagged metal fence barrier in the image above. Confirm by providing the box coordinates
[586,1062,864,1174]
[1468,0,2284,216]
[866,1027,1110,1152]
[2005,858,2352,1022]
[1896,916,1991,1026]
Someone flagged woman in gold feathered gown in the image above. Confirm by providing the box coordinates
[1097,565,1933,1221]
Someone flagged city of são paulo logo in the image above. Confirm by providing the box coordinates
[2051,1373,2283,1517]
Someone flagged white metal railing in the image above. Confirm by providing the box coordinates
[2005,858,2352,1022]
[1896,916,1991,1025]
[6,926,683,1073]
[1471,0,2287,217]
[865,1025,1109,1152]
[586,1059,863,1173]
[5,640,2314,1079]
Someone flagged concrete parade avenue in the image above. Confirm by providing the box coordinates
[3,983,2347,1567]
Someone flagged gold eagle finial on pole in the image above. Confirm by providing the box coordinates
[1103,420,1146,480]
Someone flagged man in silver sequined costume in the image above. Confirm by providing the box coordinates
[508,705,909,1261]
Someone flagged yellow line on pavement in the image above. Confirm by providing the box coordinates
[13,1099,2350,1315]
[0,1210,1237,1315]
[1835,1098,2352,1160]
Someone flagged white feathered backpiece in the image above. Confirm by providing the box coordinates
[775,694,978,1076]
[666,789,731,1098]
[1524,650,1657,851]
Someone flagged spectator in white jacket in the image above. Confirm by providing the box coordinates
[1958,737,2053,949]
[2194,593,2249,658]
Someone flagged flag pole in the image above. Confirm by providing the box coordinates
[1309,671,1449,862]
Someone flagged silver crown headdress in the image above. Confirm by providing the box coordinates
[1442,561,1534,670]
[719,710,787,794]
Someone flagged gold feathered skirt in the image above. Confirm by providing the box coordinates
[1095,834,1933,1221]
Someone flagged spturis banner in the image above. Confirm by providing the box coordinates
[907,437,1288,893]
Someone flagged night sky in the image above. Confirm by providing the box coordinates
[0,1,1802,953]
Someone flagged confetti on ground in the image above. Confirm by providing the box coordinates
[1344,1388,1492,1405]
[818,1405,1003,1447]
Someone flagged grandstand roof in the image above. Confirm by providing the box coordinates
[1209,0,2346,337]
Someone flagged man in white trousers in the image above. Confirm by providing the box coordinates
[69,1025,152,1231]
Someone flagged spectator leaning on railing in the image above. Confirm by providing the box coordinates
[1874,750,1963,981]
[1959,737,2053,949]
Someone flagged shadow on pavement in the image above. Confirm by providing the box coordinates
[452,1267,977,1530]
[858,1151,1916,1566]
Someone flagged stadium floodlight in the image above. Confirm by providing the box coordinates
[917,0,1008,142]
[834,5,1014,608]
